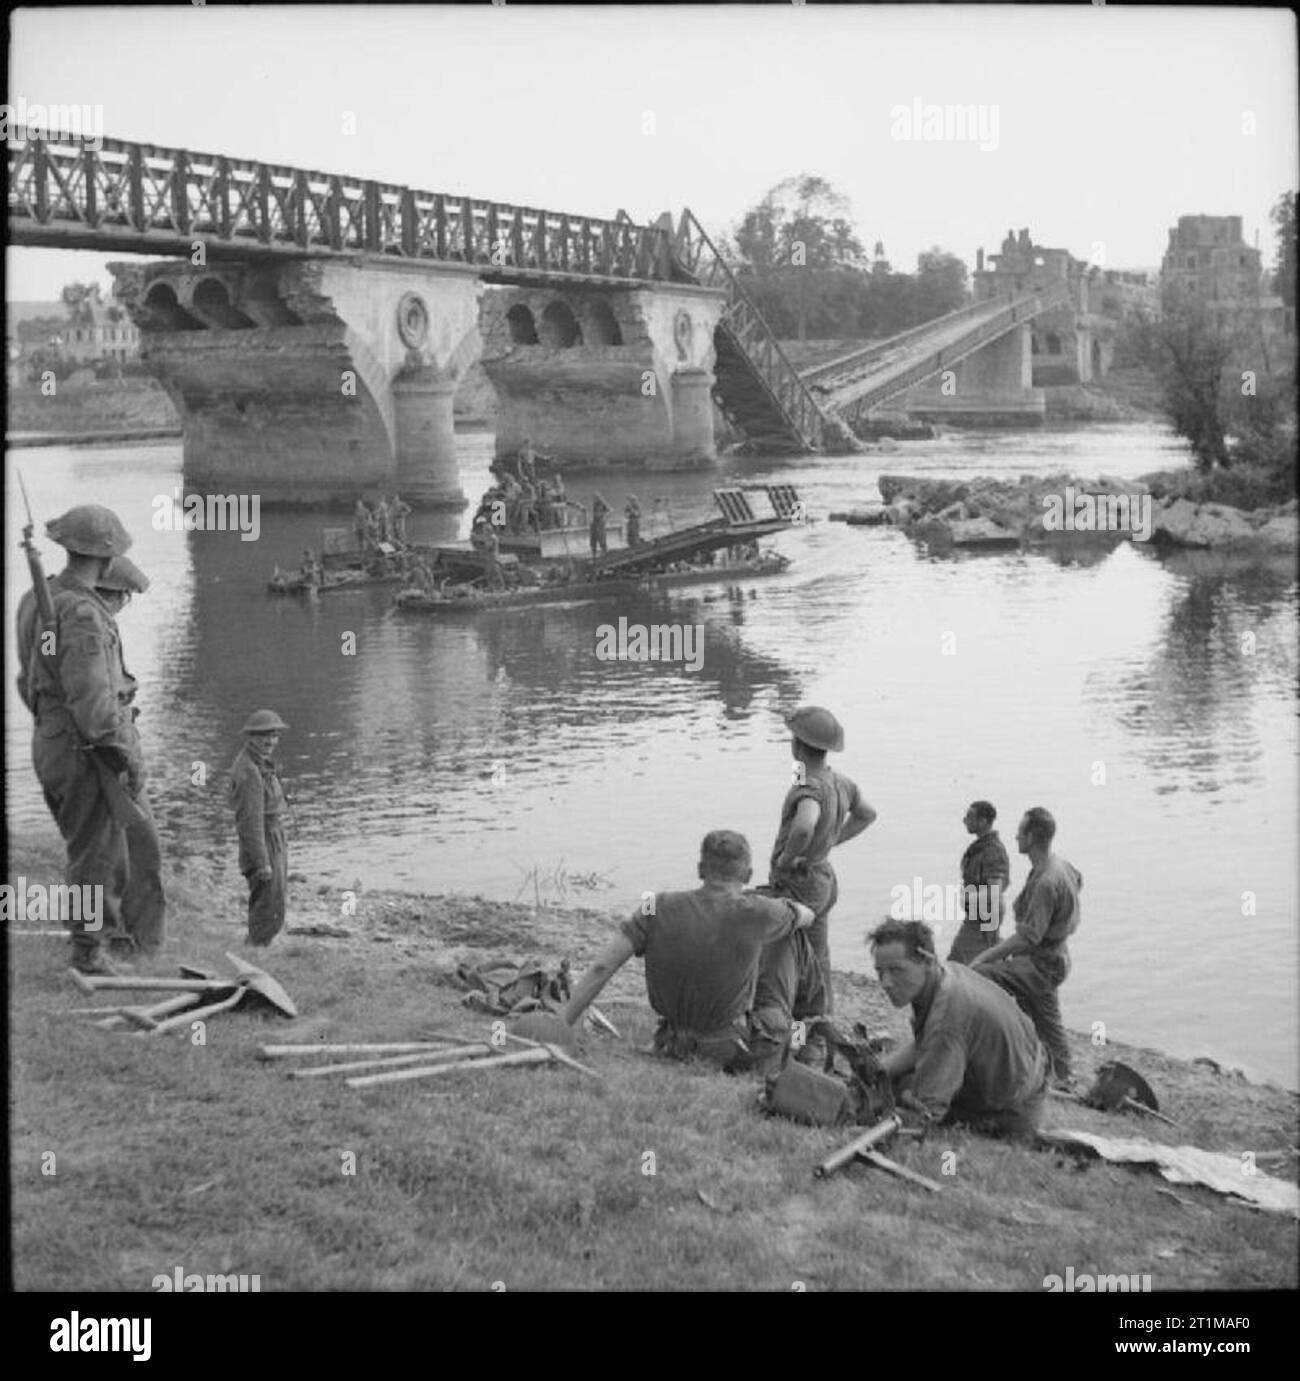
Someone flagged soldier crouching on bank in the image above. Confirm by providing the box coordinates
[229,710,290,946]
[871,918,1048,1140]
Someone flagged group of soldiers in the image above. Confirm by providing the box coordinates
[353,492,411,553]
[564,705,1082,1139]
[16,503,292,973]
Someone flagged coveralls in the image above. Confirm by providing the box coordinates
[229,742,289,945]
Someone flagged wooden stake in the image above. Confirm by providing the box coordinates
[347,1046,552,1087]
[258,1039,476,1059]
[858,1149,944,1193]
[503,1030,603,1081]
[290,1046,492,1079]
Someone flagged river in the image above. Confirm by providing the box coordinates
[5,422,1297,1088]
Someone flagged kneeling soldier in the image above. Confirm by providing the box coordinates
[871,918,1048,1140]
[230,710,290,946]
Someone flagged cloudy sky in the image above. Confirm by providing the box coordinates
[7,4,1297,300]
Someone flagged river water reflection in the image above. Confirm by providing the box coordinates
[4,423,1296,1086]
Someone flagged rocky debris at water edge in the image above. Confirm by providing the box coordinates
[829,473,1299,551]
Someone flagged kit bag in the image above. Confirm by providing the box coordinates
[761,1021,896,1126]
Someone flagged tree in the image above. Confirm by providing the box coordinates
[733,175,868,340]
[1269,191,1296,305]
[61,282,98,321]
[913,248,969,323]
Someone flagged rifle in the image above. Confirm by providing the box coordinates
[17,471,147,829]
[814,1113,944,1193]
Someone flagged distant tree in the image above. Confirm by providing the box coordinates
[1269,191,1296,305]
[733,176,869,340]
[1137,292,1294,481]
[912,248,969,322]
[60,282,98,321]
[16,314,68,347]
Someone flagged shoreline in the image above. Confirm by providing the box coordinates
[9,831,1297,1289]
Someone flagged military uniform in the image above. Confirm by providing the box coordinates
[589,496,609,555]
[947,830,1012,964]
[900,962,1048,1139]
[94,556,166,955]
[620,885,815,1075]
[15,507,144,968]
[767,763,864,1017]
[982,854,1082,1082]
[230,729,289,946]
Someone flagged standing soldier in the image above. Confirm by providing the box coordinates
[624,496,642,547]
[353,498,371,553]
[589,493,610,556]
[229,710,290,947]
[93,555,167,960]
[763,706,876,1063]
[971,807,1081,1088]
[15,503,154,974]
[947,800,1011,964]
[390,491,412,545]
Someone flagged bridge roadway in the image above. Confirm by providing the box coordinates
[6,131,675,288]
[800,283,1072,423]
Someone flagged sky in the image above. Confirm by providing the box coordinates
[6,4,1298,301]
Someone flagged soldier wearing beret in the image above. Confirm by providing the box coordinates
[229,710,290,946]
[15,505,155,974]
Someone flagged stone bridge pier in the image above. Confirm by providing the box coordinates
[478,283,725,469]
[900,323,1044,426]
[110,257,482,508]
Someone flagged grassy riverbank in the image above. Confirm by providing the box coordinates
[9,832,1297,1292]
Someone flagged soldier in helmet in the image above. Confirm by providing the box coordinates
[761,706,876,1063]
[93,555,167,959]
[14,504,156,974]
[229,710,291,946]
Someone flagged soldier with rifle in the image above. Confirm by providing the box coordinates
[15,490,161,974]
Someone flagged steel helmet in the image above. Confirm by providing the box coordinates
[785,705,844,752]
[46,504,133,558]
[96,555,150,593]
[242,709,289,734]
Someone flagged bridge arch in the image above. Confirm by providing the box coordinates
[506,303,540,345]
[539,300,582,348]
[191,278,256,330]
[143,282,204,331]
[582,298,623,346]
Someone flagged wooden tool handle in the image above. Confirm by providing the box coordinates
[93,991,207,1030]
[815,1114,903,1178]
[146,989,245,1036]
[347,1046,552,1088]
[290,1046,492,1079]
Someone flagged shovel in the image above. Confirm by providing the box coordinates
[223,951,297,1017]
[145,986,249,1036]
[68,972,241,996]
[1086,1060,1181,1128]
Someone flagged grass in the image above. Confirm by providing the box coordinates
[9,832,1298,1292]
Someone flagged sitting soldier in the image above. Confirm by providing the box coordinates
[563,830,818,1074]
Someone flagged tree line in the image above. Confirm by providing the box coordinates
[716,175,969,341]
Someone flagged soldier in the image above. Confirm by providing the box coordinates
[589,493,610,556]
[375,495,394,546]
[390,491,412,545]
[947,800,1011,964]
[93,555,167,960]
[229,710,291,947]
[300,548,322,587]
[763,706,876,1063]
[15,504,149,974]
[353,498,372,552]
[562,830,817,1075]
[625,495,642,547]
